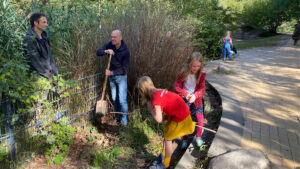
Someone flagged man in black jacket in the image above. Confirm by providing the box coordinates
[23,13,59,121]
[96,30,130,126]
[23,13,58,78]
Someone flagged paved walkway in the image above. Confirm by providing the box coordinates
[205,37,300,169]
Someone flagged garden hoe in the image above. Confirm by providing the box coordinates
[95,54,126,116]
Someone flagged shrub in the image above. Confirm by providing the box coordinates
[192,0,228,59]
[0,0,33,101]
[43,117,76,165]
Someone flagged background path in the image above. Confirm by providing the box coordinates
[206,36,300,169]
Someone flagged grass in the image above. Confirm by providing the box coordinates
[195,157,210,169]
[212,69,236,75]
[234,36,280,49]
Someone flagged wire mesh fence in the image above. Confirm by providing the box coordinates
[0,73,103,162]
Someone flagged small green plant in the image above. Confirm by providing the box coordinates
[0,147,8,162]
[196,157,210,169]
[88,136,94,142]
[213,69,236,75]
[92,147,123,168]
[43,117,76,165]
[87,126,97,134]
[91,127,97,133]
[52,152,67,165]
[199,144,208,151]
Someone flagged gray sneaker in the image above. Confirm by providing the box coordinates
[152,154,164,165]
[149,163,169,169]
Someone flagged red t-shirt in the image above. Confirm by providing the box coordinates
[152,89,190,122]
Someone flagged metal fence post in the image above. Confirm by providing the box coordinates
[2,96,16,161]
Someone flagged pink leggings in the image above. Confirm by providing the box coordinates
[183,113,204,140]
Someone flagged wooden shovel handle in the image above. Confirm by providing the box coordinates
[195,125,217,133]
[109,112,128,114]
[100,54,112,101]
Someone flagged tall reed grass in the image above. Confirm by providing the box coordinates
[36,0,195,104]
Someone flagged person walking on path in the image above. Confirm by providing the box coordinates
[96,30,130,126]
[23,13,59,122]
[173,52,206,148]
[292,20,300,45]
[222,31,234,61]
[138,76,195,169]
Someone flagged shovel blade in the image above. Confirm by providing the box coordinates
[96,100,108,115]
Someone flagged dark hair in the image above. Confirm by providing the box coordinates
[30,13,46,27]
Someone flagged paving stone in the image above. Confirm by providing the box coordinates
[252,131,260,139]
[278,128,289,146]
[208,149,271,169]
[270,140,281,156]
[280,145,292,160]
[268,154,282,169]
[290,146,300,164]
[282,158,295,169]
[243,130,252,142]
[244,118,252,130]
[270,126,279,141]
[287,132,299,147]
[252,121,261,132]
[260,138,271,154]
[261,123,270,137]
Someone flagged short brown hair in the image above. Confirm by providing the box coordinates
[30,13,46,27]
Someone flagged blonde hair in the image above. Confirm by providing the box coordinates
[178,52,203,83]
[137,76,156,102]
[225,31,231,36]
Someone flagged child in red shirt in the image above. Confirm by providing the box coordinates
[138,76,195,169]
[174,52,206,148]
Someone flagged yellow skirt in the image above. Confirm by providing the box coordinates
[163,115,195,140]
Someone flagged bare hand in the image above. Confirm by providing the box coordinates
[105,49,115,55]
[105,69,113,76]
[186,94,191,100]
[188,94,196,103]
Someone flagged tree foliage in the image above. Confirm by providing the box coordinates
[239,0,299,33]
[193,0,229,59]
[170,0,230,59]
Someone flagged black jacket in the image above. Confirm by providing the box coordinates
[96,40,130,75]
[23,27,58,78]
